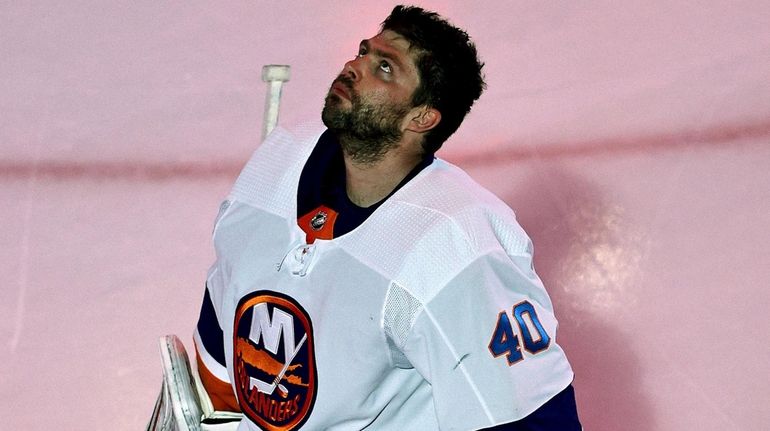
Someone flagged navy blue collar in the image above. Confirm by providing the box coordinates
[297,129,433,237]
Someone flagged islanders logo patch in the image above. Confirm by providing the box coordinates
[233,291,317,430]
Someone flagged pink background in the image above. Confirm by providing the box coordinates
[2,1,769,429]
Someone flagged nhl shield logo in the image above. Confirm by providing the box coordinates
[309,211,327,231]
[233,291,317,430]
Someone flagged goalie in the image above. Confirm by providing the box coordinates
[152,5,581,431]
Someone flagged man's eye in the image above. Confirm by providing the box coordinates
[356,47,366,58]
[379,61,392,73]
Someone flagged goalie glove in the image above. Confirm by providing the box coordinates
[146,335,242,431]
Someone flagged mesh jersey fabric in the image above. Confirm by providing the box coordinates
[194,124,575,430]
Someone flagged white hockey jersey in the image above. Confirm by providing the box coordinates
[195,124,574,430]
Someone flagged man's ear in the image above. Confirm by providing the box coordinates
[405,106,441,134]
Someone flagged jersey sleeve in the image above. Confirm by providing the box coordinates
[194,198,235,385]
[194,263,240,411]
[194,264,229,382]
[478,384,581,431]
[399,249,575,430]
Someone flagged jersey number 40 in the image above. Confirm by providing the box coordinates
[488,301,551,365]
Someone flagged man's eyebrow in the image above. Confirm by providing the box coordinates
[360,39,407,70]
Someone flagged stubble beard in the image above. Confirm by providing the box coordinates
[322,76,411,165]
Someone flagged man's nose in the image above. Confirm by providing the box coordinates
[343,57,362,82]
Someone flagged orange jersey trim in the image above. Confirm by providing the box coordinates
[195,347,241,413]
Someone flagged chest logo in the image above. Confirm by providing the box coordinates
[233,291,317,430]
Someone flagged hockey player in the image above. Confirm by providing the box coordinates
[194,5,581,430]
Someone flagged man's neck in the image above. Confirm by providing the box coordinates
[342,142,423,208]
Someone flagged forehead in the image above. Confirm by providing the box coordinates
[369,30,414,55]
[366,30,421,75]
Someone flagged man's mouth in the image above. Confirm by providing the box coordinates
[331,80,351,100]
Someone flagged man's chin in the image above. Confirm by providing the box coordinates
[321,101,348,128]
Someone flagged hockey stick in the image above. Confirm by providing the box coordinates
[261,65,290,141]
[258,333,307,398]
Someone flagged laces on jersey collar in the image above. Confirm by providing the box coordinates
[276,243,317,277]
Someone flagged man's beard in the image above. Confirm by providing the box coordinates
[322,76,411,164]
